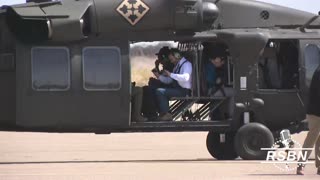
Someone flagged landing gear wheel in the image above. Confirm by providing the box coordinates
[234,123,274,160]
[206,131,238,160]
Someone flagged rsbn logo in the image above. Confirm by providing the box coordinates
[260,129,313,172]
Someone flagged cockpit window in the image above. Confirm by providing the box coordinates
[31,47,70,91]
[82,47,121,91]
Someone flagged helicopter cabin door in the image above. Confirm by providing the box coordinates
[254,40,305,130]
[16,41,131,130]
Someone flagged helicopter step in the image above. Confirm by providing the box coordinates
[169,97,228,121]
[130,120,232,132]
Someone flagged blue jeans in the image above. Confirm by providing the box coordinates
[155,88,188,113]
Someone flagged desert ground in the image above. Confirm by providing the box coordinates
[0,131,318,180]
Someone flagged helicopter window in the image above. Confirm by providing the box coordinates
[258,46,281,89]
[82,47,121,91]
[258,41,299,89]
[31,47,70,91]
[304,44,320,88]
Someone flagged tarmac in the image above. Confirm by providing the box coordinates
[0,131,318,180]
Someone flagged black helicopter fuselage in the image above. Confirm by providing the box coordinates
[0,0,319,136]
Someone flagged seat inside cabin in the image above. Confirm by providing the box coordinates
[168,42,234,121]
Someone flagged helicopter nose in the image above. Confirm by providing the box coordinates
[202,2,219,28]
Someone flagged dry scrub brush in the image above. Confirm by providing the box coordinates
[131,56,155,86]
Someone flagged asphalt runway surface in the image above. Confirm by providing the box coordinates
[0,131,318,180]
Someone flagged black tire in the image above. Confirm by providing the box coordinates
[235,123,274,160]
[206,131,238,160]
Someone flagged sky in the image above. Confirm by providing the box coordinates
[0,0,318,14]
[258,0,319,14]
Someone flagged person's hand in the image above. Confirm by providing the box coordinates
[149,77,156,81]
[151,68,158,73]
[153,71,160,78]
[155,59,160,67]
[163,70,171,77]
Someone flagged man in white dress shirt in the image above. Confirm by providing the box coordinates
[153,48,192,121]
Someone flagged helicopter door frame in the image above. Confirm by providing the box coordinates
[253,39,305,130]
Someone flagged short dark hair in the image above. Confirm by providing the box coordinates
[210,55,226,62]
[207,45,229,61]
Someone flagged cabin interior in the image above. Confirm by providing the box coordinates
[130,40,234,122]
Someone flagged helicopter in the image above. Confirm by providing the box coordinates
[0,0,320,160]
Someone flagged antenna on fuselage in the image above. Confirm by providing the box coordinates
[299,11,320,32]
